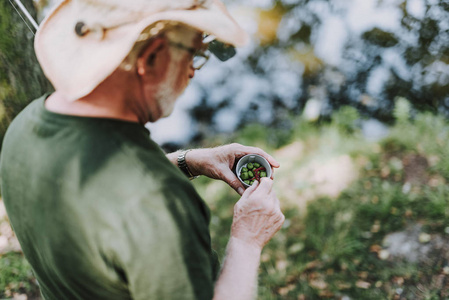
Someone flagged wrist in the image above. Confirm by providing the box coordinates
[184,148,207,177]
[177,149,199,179]
[227,236,263,257]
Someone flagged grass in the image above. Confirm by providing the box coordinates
[2,101,449,299]
[0,252,40,299]
[194,103,449,299]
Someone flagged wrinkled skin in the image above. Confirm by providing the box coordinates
[187,143,280,195]
[231,178,285,249]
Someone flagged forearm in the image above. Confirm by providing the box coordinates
[166,149,207,177]
[213,237,262,300]
[166,150,183,167]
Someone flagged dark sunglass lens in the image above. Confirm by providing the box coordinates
[208,40,236,62]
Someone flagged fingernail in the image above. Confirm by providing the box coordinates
[238,187,244,195]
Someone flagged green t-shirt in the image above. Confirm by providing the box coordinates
[0,95,219,300]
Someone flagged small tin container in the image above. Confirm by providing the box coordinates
[235,154,272,188]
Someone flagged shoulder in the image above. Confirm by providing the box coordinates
[3,95,47,138]
[1,95,47,172]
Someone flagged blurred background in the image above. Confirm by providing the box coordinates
[1,0,449,299]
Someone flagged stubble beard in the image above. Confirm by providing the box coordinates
[154,59,188,119]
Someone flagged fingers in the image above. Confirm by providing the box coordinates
[231,144,280,168]
[254,177,273,195]
[222,168,247,196]
[254,149,280,168]
[257,179,280,214]
[211,143,278,196]
[240,178,273,201]
[274,212,286,231]
[244,179,259,194]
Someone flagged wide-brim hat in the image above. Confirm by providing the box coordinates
[35,0,249,101]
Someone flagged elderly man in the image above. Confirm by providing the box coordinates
[1,0,285,299]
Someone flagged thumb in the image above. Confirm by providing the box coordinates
[222,168,246,196]
[242,179,259,196]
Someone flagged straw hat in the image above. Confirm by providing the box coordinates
[35,0,249,101]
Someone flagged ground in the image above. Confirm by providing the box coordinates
[1,106,449,299]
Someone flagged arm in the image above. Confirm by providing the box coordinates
[213,179,285,300]
[168,146,284,299]
[213,238,261,299]
[166,143,280,195]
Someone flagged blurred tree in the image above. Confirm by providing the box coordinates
[29,0,448,147]
[183,0,449,147]
[0,0,52,150]
[340,0,449,122]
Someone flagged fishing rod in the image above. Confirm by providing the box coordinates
[8,0,39,35]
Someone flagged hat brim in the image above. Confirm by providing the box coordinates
[35,0,249,101]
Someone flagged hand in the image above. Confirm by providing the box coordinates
[230,178,285,250]
[186,143,280,195]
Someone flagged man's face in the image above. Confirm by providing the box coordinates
[154,28,203,118]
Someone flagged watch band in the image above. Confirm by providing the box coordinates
[177,149,197,180]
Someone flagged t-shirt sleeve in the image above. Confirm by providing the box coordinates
[115,179,215,300]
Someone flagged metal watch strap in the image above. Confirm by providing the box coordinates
[177,149,197,179]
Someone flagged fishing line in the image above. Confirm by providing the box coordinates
[8,0,38,36]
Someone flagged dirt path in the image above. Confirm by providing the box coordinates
[274,141,359,212]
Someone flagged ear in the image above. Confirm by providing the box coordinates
[136,37,166,76]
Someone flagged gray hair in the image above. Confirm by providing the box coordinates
[119,21,199,71]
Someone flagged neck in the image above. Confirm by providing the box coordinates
[45,69,155,124]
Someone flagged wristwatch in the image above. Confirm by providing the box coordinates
[177,149,198,180]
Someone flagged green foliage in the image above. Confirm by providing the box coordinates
[0,252,39,298]
[3,103,449,299]
[235,123,271,147]
[362,27,399,48]
[196,106,449,299]
[331,106,360,134]
[0,0,53,150]
[385,109,449,180]
[234,122,294,149]
[393,97,412,124]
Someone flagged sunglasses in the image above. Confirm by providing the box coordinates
[168,34,237,70]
